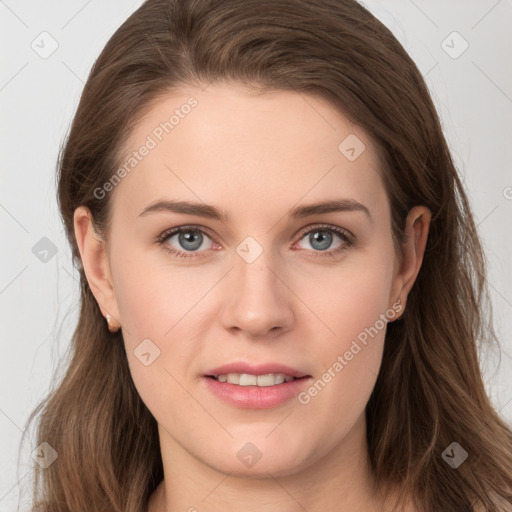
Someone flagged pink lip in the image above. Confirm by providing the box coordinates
[202,362,312,409]
[202,377,312,409]
[204,362,309,379]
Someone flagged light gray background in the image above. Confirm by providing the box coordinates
[1,1,511,510]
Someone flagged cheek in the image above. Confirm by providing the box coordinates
[110,248,215,405]
[299,246,395,350]
[112,245,212,340]
[294,248,395,408]
[112,230,395,411]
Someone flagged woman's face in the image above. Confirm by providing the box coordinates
[79,83,427,478]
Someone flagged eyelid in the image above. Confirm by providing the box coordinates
[155,223,353,244]
[155,222,354,258]
[294,223,353,243]
[154,224,217,244]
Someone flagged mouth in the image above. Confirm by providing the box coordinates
[202,363,312,408]
[202,361,312,409]
[206,373,309,387]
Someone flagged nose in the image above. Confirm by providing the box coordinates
[220,249,295,340]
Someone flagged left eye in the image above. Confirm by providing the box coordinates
[155,224,353,259]
[295,225,351,254]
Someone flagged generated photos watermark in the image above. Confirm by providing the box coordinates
[94,96,198,200]
[297,300,402,405]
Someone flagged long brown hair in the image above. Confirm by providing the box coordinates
[23,0,512,510]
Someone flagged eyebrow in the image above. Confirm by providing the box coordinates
[138,198,372,223]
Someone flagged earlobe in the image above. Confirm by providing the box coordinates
[73,206,121,330]
[391,205,432,315]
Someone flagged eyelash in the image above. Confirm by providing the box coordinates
[154,223,354,260]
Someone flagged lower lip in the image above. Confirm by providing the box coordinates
[202,376,312,409]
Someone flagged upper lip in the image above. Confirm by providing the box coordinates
[205,362,310,379]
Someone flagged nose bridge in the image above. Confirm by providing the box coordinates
[220,237,294,337]
[237,244,278,293]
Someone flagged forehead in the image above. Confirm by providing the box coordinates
[111,83,388,223]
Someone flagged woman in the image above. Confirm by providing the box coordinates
[25,0,512,511]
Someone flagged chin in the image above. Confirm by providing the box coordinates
[196,435,315,479]
[207,454,309,479]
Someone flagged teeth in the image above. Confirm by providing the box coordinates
[215,373,296,387]
[259,373,284,386]
[239,374,257,386]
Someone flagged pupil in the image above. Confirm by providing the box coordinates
[180,230,202,250]
[177,229,333,252]
[311,231,332,251]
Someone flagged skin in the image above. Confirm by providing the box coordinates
[74,83,430,512]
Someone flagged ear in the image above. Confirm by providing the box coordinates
[389,205,431,317]
[73,206,121,329]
